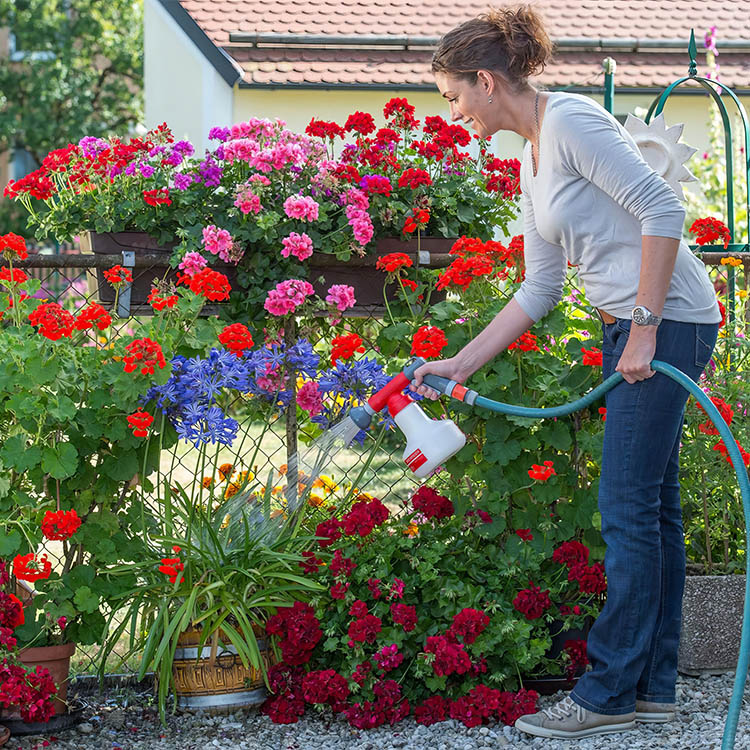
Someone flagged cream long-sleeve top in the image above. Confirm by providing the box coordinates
[513,92,721,324]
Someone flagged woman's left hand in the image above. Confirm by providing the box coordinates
[615,326,657,383]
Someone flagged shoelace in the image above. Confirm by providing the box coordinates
[542,696,587,723]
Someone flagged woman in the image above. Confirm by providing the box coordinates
[411,4,721,741]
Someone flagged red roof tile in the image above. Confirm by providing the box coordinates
[174,0,750,90]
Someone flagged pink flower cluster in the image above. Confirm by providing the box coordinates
[345,187,374,247]
[284,195,319,221]
[234,184,262,215]
[264,279,315,316]
[178,251,208,277]
[202,224,234,263]
[325,284,356,312]
[296,380,323,416]
[281,231,314,261]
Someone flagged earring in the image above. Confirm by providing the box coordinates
[488,96,493,103]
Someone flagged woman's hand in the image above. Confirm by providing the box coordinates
[615,326,657,383]
[409,357,469,400]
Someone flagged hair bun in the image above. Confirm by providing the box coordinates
[483,5,553,80]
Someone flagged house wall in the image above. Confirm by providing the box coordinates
[144,0,234,153]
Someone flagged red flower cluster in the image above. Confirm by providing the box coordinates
[689,217,731,249]
[13,552,52,582]
[375,252,413,273]
[390,602,418,632]
[123,337,166,375]
[0,267,28,285]
[74,302,112,331]
[315,517,342,548]
[397,168,432,190]
[261,664,307,724]
[344,679,410,728]
[436,254,494,292]
[508,332,540,352]
[436,235,524,291]
[348,614,383,645]
[0,592,24,630]
[513,584,551,620]
[516,528,533,541]
[424,634,472,676]
[301,669,350,711]
[581,347,603,366]
[344,111,376,135]
[0,659,57,723]
[28,302,75,341]
[484,157,522,198]
[383,97,419,130]
[340,497,389,537]
[147,287,179,312]
[178,267,231,301]
[298,550,324,574]
[266,601,322,665]
[0,233,29,261]
[528,460,555,481]
[713,439,750,468]
[102,265,133,286]
[568,561,607,594]
[127,408,154,438]
[412,485,454,520]
[447,608,489,645]
[305,119,345,140]
[696,395,734,435]
[553,540,590,567]
[218,323,254,357]
[41,509,82,541]
[158,549,185,584]
[330,332,365,366]
[329,548,357,578]
[563,639,589,681]
[403,208,430,234]
[414,694,449,725]
[330,582,350,600]
[411,325,448,358]
[143,188,171,206]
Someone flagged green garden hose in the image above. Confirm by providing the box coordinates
[419,359,750,749]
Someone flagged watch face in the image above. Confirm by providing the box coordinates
[633,307,647,324]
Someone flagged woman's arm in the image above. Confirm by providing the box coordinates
[615,234,679,384]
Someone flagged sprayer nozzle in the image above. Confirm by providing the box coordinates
[349,404,375,430]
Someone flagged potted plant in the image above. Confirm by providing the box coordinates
[5,98,521,322]
[0,233,233,676]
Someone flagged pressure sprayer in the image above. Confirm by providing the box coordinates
[348,356,750,750]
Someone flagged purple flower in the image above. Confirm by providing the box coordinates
[78,136,108,158]
[208,126,231,142]
[173,172,194,190]
[139,163,155,178]
[199,155,223,187]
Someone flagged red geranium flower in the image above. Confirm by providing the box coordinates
[178,267,231,301]
[516,528,533,541]
[74,302,112,331]
[102,265,133,286]
[28,302,75,340]
[127,408,154,438]
[13,552,52,582]
[513,584,551,620]
[218,322,254,357]
[411,325,448,358]
[330,332,365,366]
[713,439,750,468]
[0,267,28,285]
[375,252,413,273]
[528,460,556,481]
[344,111,376,135]
[147,287,179,311]
[508,332,540,352]
[553,540,590,568]
[123,337,166,375]
[143,188,172,206]
[41,509,82,541]
[689,217,731,249]
[581,347,603,366]
[0,232,29,261]
[397,168,432,190]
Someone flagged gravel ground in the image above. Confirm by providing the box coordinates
[6,672,750,750]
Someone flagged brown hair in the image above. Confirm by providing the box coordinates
[432,4,554,89]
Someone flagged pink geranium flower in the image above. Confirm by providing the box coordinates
[281,232,314,261]
[325,284,356,312]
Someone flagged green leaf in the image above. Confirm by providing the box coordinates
[0,436,41,472]
[0,529,21,555]
[73,586,101,614]
[41,442,79,479]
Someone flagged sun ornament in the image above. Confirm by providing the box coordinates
[625,113,698,200]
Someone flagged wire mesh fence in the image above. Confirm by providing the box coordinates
[9,239,747,682]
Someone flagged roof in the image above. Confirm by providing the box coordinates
[165,0,750,92]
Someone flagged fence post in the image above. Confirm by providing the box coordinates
[118,250,135,318]
[603,57,616,114]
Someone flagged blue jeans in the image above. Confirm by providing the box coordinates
[570,318,718,715]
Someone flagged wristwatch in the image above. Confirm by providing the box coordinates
[631,305,662,326]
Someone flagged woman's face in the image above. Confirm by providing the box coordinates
[433,71,497,138]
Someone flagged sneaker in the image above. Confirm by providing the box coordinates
[635,699,676,723]
[514,695,636,739]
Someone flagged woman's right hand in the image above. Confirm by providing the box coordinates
[409,357,469,400]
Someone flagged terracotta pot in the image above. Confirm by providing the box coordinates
[88,231,237,312]
[170,627,275,713]
[15,642,75,716]
[306,236,455,312]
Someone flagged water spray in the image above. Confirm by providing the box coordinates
[347,356,750,749]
